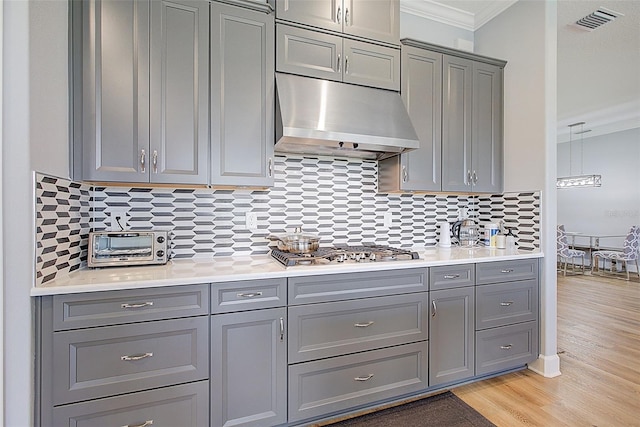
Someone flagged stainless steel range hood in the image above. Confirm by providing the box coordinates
[275,73,419,161]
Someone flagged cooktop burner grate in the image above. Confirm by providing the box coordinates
[269,245,419,267]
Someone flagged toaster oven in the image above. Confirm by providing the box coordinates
[88,231,169,267]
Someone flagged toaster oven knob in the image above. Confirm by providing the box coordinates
[156,250,165,258]
[157,236,166,244]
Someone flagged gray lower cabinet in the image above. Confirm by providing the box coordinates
[379,45,442,192]
[276,23,400,91]
[275,0,399,46]
[210,2,275,186]
[53,381,209,427]
[429,286,475,387]
[210,278,287,427]
[79,0,209,184]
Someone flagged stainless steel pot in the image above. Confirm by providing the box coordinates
[268,227,320,253]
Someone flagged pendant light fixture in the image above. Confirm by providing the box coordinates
[556,122,602,189]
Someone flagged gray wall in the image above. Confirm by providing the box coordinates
[557,127,640,248]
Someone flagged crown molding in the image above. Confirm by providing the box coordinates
[400,0,518,31]
[557,100,640,143]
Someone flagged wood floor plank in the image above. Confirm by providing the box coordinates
[454,272,640,427]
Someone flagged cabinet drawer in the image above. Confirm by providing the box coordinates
[288,293,429,363]
[276,24,341,82]
[476,279,538,330]
[475,321,538,376]
[288,342,428,423]
[52,284,209,330]
[211,278,286,313]
[476,259,538,285]
[289,268,428,305]
[52,317,209,405]
[429,264,475,290]
[343,38,400,91]
[53,380,209,427]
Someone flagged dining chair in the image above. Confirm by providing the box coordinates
[557,225,586,275]
[592,226,640,280]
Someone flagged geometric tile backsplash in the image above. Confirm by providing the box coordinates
[35,154,540,285]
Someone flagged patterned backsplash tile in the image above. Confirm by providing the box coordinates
[35,155,540,285]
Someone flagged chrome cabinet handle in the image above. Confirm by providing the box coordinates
[354,321,374,328]
[267,158,273,178]
[345,56,349,74]
[500,301,514,306]
[152,150,158,173]
[237,292,263,298]
[431,300,437,317]
[336,6,341,24]
[472,170,478,184]
[500,344,513,350]
[337,54,341,73]
[121,352,153,361]
[121,302,154,309]
[279,317,285,341]
[122,420,153,427]
[501,269,514,273]
[467,170,472,185]
[402,165,408,183]
[140,149,146,173]
[345,7,350,25]
[354,374,374,382]
[443,274,460,279]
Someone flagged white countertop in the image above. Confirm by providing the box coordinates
[31,246,543,296]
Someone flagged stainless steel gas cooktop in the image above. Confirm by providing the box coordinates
[270,244,420,267]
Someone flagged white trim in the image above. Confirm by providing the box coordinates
[557,100,640,143]
[0,0,5,420]
[400,0,518,31]
[474,0,519,29]
[528,354,562,378]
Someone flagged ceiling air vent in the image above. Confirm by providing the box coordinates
[575,7,623,31]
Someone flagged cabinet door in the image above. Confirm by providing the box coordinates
[211,308,287,427]
[399,46,442,191]
[82,0,149,182]
[211,3,275,186]
[150,0,209,184]
[343,38,400,90]
[472,62,503,193]
[429,286,475,387]
[441,55,473,192]
[276,24,342,82]
[275,0,342,33]
[344,0,399,45]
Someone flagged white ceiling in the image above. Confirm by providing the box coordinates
[401,0,640,142]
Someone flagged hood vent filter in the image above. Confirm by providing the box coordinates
[575,7,623,31]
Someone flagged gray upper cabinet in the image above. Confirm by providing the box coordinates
[276,24,399,91]
[210,2,275,187]
[81,0,209,184]
[275,0,399,45]
[379,46,442,192]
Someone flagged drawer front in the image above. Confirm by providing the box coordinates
[475,321,538,376]
[288,293,429,363]
[53,380,209,427]
[211,278,287,313]
[288,342,428,423]
[343,38,400,91]
[289,268,428,305]
[476,259,538,285]
[52,284,209,330]
[429,264,475,290]
[476,279,538,330]
[52,317,209,405]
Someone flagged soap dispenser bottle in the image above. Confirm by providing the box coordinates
[505,228,516,250]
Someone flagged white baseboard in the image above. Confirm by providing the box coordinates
[527,354,561,378]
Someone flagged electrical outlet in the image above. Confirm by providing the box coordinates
[245,212,258,231]
[109,208,128,231]
[383,212,393,229]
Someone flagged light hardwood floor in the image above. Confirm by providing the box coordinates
[454,272,640,426]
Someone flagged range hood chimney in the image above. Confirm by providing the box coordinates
[275,73,419,160]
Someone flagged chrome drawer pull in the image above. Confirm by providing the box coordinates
[500,301,514,306]
[121,352,153,362]
[500,269,514,273]
[354,321,374,328]
[443,274,460,279]
[121,302,154,309]
[354,374,374,382]
[500,344,513,350]
[279,317,285,341]
[236,292,263,298]
[431,301,437,317]
[122,420,153,427]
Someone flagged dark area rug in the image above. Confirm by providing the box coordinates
[326,391,496,427]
